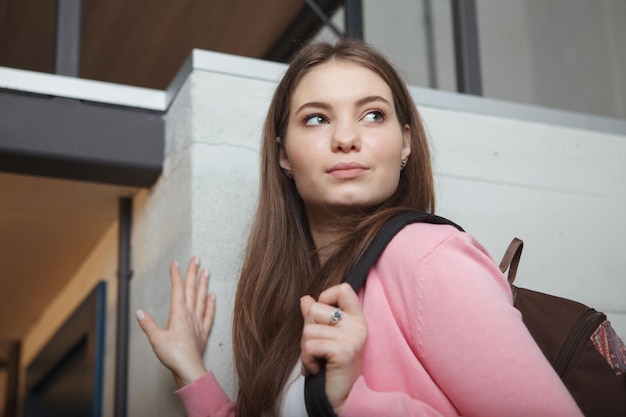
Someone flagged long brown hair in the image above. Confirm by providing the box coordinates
[232,38,435,416]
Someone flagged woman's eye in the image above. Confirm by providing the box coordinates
[362,110,385,123]
[304,115,328,126]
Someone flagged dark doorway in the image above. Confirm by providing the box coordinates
[24,281,106,417]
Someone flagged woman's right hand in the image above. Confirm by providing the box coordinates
[136,257,215,388]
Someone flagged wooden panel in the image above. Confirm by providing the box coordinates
[0,0,305,89]
[0,0,56,73]
[0,173,132,341]
[79,0,305,88]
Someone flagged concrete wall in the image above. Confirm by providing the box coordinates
[127,62,279,415]
[422,103,626,332]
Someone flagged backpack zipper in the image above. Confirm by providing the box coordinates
[554,310,606,377]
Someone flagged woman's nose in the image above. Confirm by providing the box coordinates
[331,121,361,152]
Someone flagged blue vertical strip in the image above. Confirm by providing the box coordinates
[92,281,106,417]
[115,197,133,417]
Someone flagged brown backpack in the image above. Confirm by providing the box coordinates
[500,238,626,417]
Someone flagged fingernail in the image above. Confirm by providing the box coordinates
[194,257,200,265]
[173,260,179,267]
[135,309,145,320]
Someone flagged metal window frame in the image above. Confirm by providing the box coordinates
[451,0,482,95]
[55,0,82,77]
[344,0,363,39]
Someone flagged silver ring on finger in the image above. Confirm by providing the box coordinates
[329,308,342,326]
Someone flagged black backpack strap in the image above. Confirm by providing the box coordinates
[342,211,463,293]
[304,211,463,417]
[304,365,335,417]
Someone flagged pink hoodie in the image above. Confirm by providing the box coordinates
[177,223,583,417]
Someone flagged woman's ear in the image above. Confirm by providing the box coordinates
[277,137,291,170]
[401,124,411,161]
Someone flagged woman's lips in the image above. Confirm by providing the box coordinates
[327,162,369,179]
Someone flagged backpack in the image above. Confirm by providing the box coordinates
[500,237,626,416]
[305,211,626,417]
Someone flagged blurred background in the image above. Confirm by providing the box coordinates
[2,0,624,116]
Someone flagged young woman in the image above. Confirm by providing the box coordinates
[137,39,583,417]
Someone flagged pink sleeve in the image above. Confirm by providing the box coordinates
[341,229,583,417]
[175,371,236,417]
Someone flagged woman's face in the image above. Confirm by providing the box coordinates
[279,61,411,225]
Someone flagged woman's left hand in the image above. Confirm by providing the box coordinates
[300,283,368,415]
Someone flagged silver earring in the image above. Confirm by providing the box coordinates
[400,159,407,170]
[283,169,294,180]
